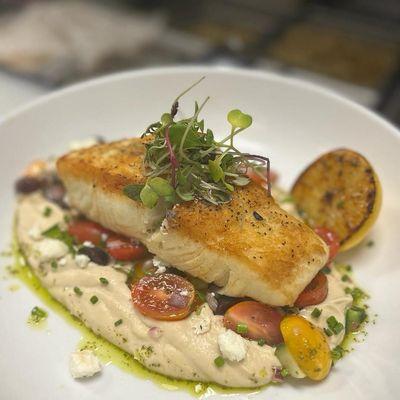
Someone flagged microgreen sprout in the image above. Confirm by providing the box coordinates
[125,77,272,207]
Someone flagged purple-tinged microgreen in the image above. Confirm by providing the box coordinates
[124,77,271,207]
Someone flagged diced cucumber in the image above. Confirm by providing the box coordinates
[345,306,367,333]
[275,344,306,379]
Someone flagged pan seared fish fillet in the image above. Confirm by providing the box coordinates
[57,138,167,241]
[57,138,329,306]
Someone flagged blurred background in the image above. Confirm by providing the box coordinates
[0,0,399,125]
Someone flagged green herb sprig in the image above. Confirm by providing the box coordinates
[123,77,271,208]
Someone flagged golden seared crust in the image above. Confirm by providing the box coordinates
[57,137,329,304]
[166,182,328,297]
[57,138,147,194]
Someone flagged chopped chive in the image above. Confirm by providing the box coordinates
[341,274,350,282]
[99,277,109,285]
[281,368,289,377]
[311,308,322,318]
[327,316,344,335]
[345,264,352,272]
[73,286,83,296]
[346,306,367,333]
[90,295,99,304]
[43,206,52,217]
[366,240,374,247]
[331,345,345,361]
[214,356,225,368]
[236,322,248,335]
[30,306,48,323]
[114,319,123,327]
[257,338,266,346]
[50,260,58,270]
[345,287,367,303]
[63,215,71,223]
[324,328,333,337]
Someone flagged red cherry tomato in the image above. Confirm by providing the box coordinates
[106,235,146,261]
[294,272,328,308]
[314,227,340,263]
[68,220,109,245]
[223,301,283,345]
[132,274,195,321]
[246,167,278,188]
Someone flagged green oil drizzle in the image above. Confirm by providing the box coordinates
[9,242,261,398]
[331,263,372,360]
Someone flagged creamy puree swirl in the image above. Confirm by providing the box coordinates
[15,192,351,386]
[16,193,280,387]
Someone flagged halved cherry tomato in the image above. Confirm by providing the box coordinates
[106,235,146,261]
[294,271,328,308]
[68,220,109,245]
[132,274,195,321]
[314,227,340,263]
[223,301,283,345]
[246,167,278,188]
[280,315,332,381]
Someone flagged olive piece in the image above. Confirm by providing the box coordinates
[15,176,42,194]
[43,183,68,208]
[78,246,109,266]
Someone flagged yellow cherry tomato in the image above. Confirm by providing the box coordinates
[280,315,332,381]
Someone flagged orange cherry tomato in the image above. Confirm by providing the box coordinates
[314,227,340,263]
[280,315,332,381]
[246,167,278,188]
[106,235,146,261]
[132,274,195,321]
[224,301,283,345]
[294,272,328,308]
[68,220,109,245]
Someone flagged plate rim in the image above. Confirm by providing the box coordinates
[1,65,399,142]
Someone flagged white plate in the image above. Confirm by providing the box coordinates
[1,66,399,400]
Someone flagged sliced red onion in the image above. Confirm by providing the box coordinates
[167,292,187,308]
[272,367,284,383]
[148,327,162,340]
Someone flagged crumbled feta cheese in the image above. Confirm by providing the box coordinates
[218,330,247,362]
[69,350,102,379]
[59,257,67,266]
[28,226,42,241]
[155,266,166,274]
[153,257,169,274]
[191,313,211,335]
[69,138,98,151]
[100,233,108,242]
[83,241,94,248]
[75,254,90,268]
[34,239,69,262]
